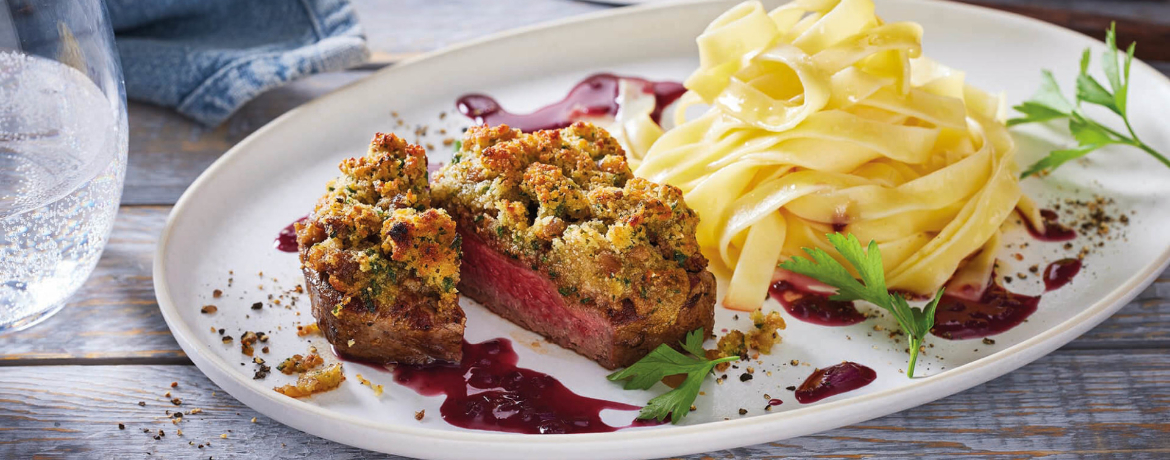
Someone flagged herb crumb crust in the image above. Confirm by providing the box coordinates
[432,122,709,323]
[296,133,464,364]
[432,122,715,368]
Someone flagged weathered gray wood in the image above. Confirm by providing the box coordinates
[2,205,1168,361]
[124,71,372,205]
[1,349,1167,459]
[962,0,1170,26]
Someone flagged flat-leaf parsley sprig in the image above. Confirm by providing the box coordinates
[607,328,738,424]
[1009,23,1168,178]
[778,233,942,378]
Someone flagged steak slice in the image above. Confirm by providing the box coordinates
[432,122,716,369]
[457,223,715,369]
[302,255,464,364]
[297,133,464,365]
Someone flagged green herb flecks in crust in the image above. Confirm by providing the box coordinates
[779,233,943,378]
[1010,23,1168,178]
[607,328,738,424]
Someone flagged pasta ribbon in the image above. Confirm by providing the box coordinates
[635,0,1027,311]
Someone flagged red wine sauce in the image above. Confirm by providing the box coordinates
[794,362,877,404]
[931,279,1040,340]
[1043,258,1082,292]
[456,73,685,132]
[769,280,866,326]
[392,338,640,434]
[274,216,307,253]
[1022,209,1076,242]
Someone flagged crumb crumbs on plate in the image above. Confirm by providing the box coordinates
[356,373,384,396]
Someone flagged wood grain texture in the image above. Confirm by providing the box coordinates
[1,349,1167,459]
[956,0,1170,61]
[2,205,1168,361]
[124,71,372,205]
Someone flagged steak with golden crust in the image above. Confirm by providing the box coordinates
[431,122,716,369]
[296,133,463,365]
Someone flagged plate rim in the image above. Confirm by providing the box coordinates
[152,0,1170,457]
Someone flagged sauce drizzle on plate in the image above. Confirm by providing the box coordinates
[794,362,876,404]
[456,73,685,132]
[1023,209,1077,242]
[769,280,866,326]
[931,279,1040,340]
[393,338,641,434]
[1043,258,1082,292]
[274,216,307,253]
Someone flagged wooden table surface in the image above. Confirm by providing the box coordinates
[4,1,1170,458]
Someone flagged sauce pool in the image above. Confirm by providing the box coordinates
[931,279,1040,340]
[456,73,686,132]
[769,280,866,326]
[274,216,307,253]
[1043,258,1082,292]
[1023,209,1077,242]
[794,362,876,404]
[392,338,641,434]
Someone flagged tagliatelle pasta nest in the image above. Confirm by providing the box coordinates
[635,0,1044,310]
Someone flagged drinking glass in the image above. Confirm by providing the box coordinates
[0,0,127,331]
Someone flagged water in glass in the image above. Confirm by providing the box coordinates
[0,50,126,331]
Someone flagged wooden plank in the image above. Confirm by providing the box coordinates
[2,205,1168,362]
[956,0,1170,61]
[0,349,1166,458]
[123,71,372,205]
[959,0,1170,26]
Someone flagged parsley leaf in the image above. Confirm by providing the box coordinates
[779,233,942,378]
[1006,101,1068,127]
[607,328,737,423]
[1019,145,1099,179]
[1009,23,1170,177]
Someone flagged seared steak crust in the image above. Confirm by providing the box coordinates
[432,122,716,368]
[296,133,463,365]
[302,258,464,364]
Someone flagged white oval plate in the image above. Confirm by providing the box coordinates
[154,1,1170,458]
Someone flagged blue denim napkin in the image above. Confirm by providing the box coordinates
[107,0,368,126]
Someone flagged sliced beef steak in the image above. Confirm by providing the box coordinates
[457,227,714,369]
[432,123,716,369]
[302,255,464,365]
[297,133,463,365]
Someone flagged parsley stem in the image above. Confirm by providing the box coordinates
[907,338,921,378]
[1122,117,1170,168]
[1081,114,1170,169]
[1136,143,1170,168]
